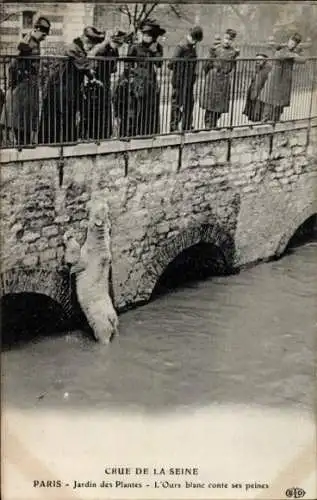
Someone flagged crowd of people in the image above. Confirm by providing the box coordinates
[0,14,307,146]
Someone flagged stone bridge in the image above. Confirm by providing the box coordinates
[1,119,316,323]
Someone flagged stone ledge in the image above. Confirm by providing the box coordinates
[0,118,315,165]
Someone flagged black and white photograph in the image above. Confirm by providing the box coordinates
[0,1,316,499]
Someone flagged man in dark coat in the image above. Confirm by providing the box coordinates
[200,28,239,129]
[243,54,272,122]
[0,16,51,146]
[117,20,165,137]
[0,88,4,118]
[168,26,204,132]
[113,68,138,138]
[39,26,104,144]
[259,33,306,122]
[83,30,126,140]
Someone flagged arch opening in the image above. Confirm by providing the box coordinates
[1,292,69,350]
[285,214,317,253]
[151,242,230,299]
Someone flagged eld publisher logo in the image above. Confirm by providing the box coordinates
[285,487,306,498]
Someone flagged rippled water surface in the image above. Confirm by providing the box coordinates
[2,243,316,413]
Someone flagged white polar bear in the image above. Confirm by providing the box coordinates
[64,196,119,344]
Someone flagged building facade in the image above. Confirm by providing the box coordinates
[0,3,94,55]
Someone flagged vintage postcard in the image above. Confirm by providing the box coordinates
[1,1,316,499]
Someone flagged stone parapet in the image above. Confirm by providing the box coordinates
[1,119,316,314]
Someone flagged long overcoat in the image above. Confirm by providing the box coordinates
[200,45,239,113]
[168,41,197,92]
[243,61,272,120]
[124,42,162,136]
[113,71,138,138]
[39,37,95,143]
[0,33,41,133]
[83,42,119,140]
[259,46,304,107]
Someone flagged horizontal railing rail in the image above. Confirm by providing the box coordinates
[1,41,315,57]
[0,56,316,149]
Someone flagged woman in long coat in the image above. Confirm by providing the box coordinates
[0,17,50,146]
[243,54,272,122]
[123,20,165,137]
[259,33,306,122]
[113,68,139,138]
[39,26,104,144]
[200,29,239,129]
[83,30,126,141]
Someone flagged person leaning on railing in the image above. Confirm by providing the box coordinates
[38,26,104,144]
[200,29,239,129]
[83,30,127,141]
[121,20,165,138]
[0,16,51,147]
[168,26,204,133]
[0,87,4,122]
[243,53,272,122]
[259,33,306,123]
[113,65,136,138]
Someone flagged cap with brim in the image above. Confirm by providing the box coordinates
[140,21,166,37]
[84,26,106,44]
[111,30,127,44]
[140,25,153,34]
[190,26,203,42]
[290,33,302,44]
[34,17,51,35]
[155,27,166,37]
[225,29,237,40]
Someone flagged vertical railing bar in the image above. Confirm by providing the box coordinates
[166,59,170,134]
[306,59,316,149]
[60,59,64,145]
[0,56,317,149]
[196,59,201,131]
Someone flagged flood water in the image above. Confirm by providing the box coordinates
[2,237,316,415]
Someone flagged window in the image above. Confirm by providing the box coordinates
[22,10,35,30]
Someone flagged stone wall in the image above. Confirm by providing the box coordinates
[1,120,316,313]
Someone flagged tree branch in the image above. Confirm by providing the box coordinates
[135,4,146,28]
[168,5,193,24]
[228,5,256,27]
[0,12,18,25]
[133,3,139,27]
[142,3,159,24]
[119,4,132,26]
[125,4,132,25]
[169,5,182,18]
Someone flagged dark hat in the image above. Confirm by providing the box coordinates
[111,30,127,44]
[83,26,106,43]
[140,24,152,33]
[225,28,237,40]
[140,19,166,37]
[190,26,204,42]
[34,16,51,35]
[290,32,302,44]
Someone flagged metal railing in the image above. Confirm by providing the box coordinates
[0,41,315,58]
[0,55,316,149]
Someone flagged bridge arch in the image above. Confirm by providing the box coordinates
[1,291,71,348]
[0,267,73,318]
[275,201,317,257]
[136,223,236,302]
